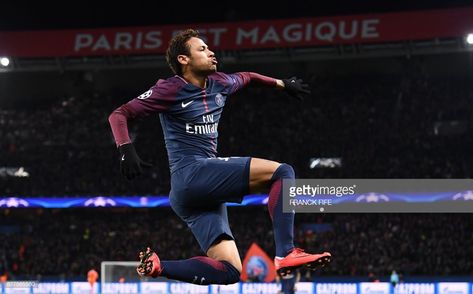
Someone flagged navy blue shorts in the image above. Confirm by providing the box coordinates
[169,156,252,253]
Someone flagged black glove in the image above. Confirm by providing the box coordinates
[282,76,311,101]
[118,143,152,180]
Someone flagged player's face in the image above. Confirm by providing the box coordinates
[184,37,217,75]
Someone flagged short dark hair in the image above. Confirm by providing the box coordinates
[166,29,200,76]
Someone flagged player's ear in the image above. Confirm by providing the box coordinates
[177,55,189,66]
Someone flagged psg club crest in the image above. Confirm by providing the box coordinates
[241,243,276,282]
[215,93,224,107]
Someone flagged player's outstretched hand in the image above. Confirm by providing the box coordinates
[282,76,311,101]
[118,143,153,180]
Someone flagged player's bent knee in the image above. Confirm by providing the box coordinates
[215,256,242,274]
[227,259,242,274]
[207,239,242,273]
[273,163,295,180]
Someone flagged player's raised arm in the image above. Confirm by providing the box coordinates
[108,82,174,180]
[222,72,311,100]
[108,103,153,181]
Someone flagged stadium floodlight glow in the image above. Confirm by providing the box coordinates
[467,33,473,45]
[0,57,10,67]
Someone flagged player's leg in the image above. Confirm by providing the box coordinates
[151,239,241,285]
[137,164,243,285]
[137,210,242,285]
[249,158,295,257]
[137,242,241,285]
[249,158,281,193]
[157,203,241,285]
[249,158,332,275]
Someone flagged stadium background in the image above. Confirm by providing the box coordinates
[1,1,473,293]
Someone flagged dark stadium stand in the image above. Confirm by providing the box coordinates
[1,208,472,281]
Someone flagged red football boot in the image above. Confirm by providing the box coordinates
[136,247,163,278]
[274,248,332,276]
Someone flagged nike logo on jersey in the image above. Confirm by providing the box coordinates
[181,100,194,108]
[121,155,125,161]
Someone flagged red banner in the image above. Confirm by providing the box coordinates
[1,7,473,57]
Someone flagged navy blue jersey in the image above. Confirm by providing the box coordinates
[125,72,251,172]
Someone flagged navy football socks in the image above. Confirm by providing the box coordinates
[267,163,295,257]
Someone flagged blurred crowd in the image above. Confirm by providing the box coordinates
[1,69,472,196]
[1,207,472,281]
